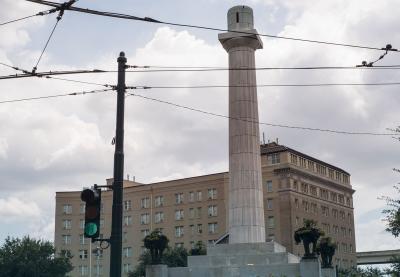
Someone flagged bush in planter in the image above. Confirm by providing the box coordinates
[316,236,336,268]
[294,219,324,258]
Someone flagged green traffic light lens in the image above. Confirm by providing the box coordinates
[85,223,98,236]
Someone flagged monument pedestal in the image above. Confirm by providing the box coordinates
[300,257,321,277]
[146,264,168,277]
[321,267,336,277]
[168,242,302,277]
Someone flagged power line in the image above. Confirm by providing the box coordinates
[126,82,400,89]
[32,0,77,73]
[2,63,400,81]
[41,76,114,87]
[0,88,113,104]
[0,9,58,26]
[126,92,398,137]
[27,0,399,53]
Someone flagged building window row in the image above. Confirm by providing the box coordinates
[289,153,350,185]
[175,223,218,238]
[292,181,352,208]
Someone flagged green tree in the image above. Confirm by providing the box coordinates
[0,236,72,277]
[189,241,207,256]
[162,247,188,267]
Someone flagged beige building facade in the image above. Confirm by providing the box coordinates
[55,142,356,276]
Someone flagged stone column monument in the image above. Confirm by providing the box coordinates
[219,5,265,244]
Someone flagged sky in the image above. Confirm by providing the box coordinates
[1,0,400,254]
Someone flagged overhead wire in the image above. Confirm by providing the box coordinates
[26,0,399,53]
[126,82,400,89]
[32,0,77,73]
[0,9,59,26]
[0,88,113,104]
[126,92,398,137]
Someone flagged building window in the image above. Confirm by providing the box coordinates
[123,247,132,258]
[303,201,309,212]
[266,180,273,192]
[328,169,334,179]
[267,216,275,228]
[197,224,203,234]
[340,211,345,219]
[155,212,164,223]
[294,198,299,209]
[301,183,308,194]
[80,203,85,214]
[175,193,184,204]
[141,213,150,225]
[196,207,202,218]
[338,195,345,204]
[123,264,132,274]
[62,220,71,230]
[124,200,132,211]
[293,180,298,191]
[124,215,132,226]
[141,197,150,209]
[295,217,299,226]
[311,203,317,213]
[79,249,88,260]
[93,265,103,275]
[60,249,71,258]
[190,225,195,235]
[299,157,306,168]
[208,188,217,200]
[320,189,328,200]
[349,244,353,253]
[310,186,317,196]
[141,229,150,238]
[208,205,218,217]
[268,153,280,164]
[175,210,184,220]
[123,231,127,242]
[100,219,105,229]
[341,227,347,236]
[349,228,353,237]
[343,175,349,184]
[189,191,195,202]
[175,242,184,248]
[63,204,72,214]
[308,161,315,171]
[175,226,184,237]
[208,223,218,234]
[189,208,195,219]
[335,172,342,182]
[290,154,298,165]
[155,196,164,207]
[321,206,329,217]
[79,234,85,245]
[266,199,273,210]
[332,209,338,218]
[62,235,71,245]
[197,191,202,201]
[79,265,89,276]
[80,219,85,229]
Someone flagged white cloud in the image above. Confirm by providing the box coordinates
[0,197,41,220]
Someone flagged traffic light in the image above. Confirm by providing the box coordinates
[81,186,101,239]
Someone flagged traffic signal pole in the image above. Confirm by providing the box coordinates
[109,52,126,277]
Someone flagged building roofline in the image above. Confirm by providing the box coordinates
[261,143,350,175]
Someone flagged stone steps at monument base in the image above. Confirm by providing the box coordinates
[206,241,287,256]
[168,263,300,277]
[188,252,300,267]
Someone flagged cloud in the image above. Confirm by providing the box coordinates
[0,197,41,220]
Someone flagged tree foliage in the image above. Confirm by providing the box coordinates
[189,241,207,256]
[0,236,72,277]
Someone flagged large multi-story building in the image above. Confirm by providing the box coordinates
[55,142,356,276]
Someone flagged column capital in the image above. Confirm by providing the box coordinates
[218,29,263,52]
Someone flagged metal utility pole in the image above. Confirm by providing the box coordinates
[109,51,126,277]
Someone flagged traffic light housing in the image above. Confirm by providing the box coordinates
[81,187,101,239]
